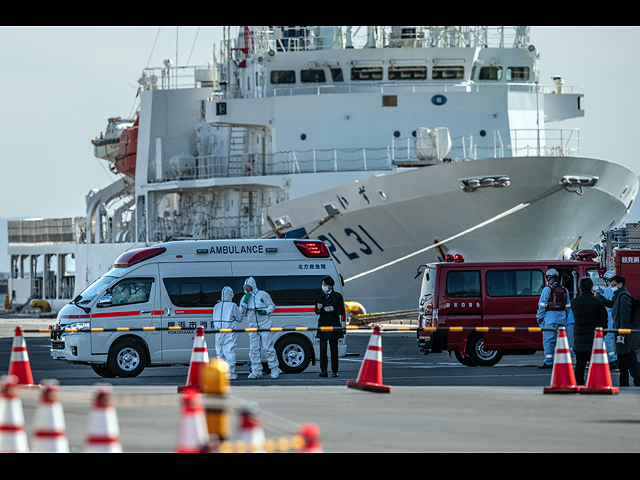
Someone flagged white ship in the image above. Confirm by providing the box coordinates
[7,26,638,314]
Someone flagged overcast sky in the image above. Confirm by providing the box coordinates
[1,26,639,271]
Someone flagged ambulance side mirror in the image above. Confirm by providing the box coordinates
[97,295,113,308]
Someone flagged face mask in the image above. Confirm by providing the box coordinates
[611,285,619,292]
[322,285,330,293]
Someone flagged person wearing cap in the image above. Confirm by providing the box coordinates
[601,270,618,369]
[536,269,571,368]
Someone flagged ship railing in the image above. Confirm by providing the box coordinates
[152,215,262,241]
[392,135,476,165]
[493,128,580,158]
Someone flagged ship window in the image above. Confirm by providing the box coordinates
[388,66,427,80]
[351,66,383,81]
[301,69,326,83]
[478,66,503,81]
[331,68,344,82]
[433,66,464,80]
[506,67,529,81]
[270,70,296,84]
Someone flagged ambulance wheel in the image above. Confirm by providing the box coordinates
[275,335,311,374]
[466,333,503,367]
[108,338,148,377]
[91,363,117,378]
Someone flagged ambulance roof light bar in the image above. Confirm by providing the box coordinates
[114,247,167,268]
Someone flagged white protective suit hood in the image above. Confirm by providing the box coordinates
[221,286,234,302]
[244,277,258,292]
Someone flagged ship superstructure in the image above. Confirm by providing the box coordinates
[7,26,637,313]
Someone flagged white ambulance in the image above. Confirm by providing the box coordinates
[50,239,347,378]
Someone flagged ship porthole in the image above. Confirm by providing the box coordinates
[393,131,401,138]
[479,130,487,137]
[301,133,307,140]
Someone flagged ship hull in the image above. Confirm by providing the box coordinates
[266,156,638,313]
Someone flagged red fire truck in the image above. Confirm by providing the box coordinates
[416,250,603,366]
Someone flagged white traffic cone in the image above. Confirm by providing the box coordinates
[236,406,266,453]
[32,380,70,453]
[85,385,122,453]
[0,375,29,453]
[175,387,210,453]
[179,326,210,392]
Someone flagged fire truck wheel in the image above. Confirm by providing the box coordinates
[454,350,478,367]
[466,333,503,367]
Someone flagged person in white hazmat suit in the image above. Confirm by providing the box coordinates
[212,286,242,379]
[240,277,281,379]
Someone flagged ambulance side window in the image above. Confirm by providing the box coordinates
[163,277,233,307]
[486,270,544,297]
[109,278,154,306]
[233,275,326,305]
[446,271,481,298]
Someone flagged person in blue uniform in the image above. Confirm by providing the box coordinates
[537,269,570,368]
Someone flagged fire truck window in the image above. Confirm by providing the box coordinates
[486,270,544,297]
[446,271,481,297]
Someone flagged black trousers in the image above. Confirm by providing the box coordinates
[575,351,591,385]
[618,351,640,386]
[320,338,339,373]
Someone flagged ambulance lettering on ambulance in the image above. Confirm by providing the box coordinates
[50,239,346,378]
[210,245,264,255]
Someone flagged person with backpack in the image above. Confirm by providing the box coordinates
[536,269,571,368]
[597,275,640,386]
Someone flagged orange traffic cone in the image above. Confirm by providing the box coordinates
[32,380,69,453]
[179,326,210,392]
[543,327,580,394]
[297,423,323,453]
[8,326,36,387]
[0,375,29,452]
[347,325,391,393]
[581,328,619,395]
[236,406,265,453]
[175,387,209,453]
[85,385,122,453]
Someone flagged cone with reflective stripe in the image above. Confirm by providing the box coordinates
[581,328,619,395]
[543,327,580,394]
[236,406,265,453]
[32,379,69,452]
[0,375,29,453]
[347,325,391,393]
[175,387,210,453]
[8,326,36,387]
[85,385,122,453]
[297,423,323,453]
[179,326,209,392]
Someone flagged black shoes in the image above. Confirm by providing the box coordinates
[319,372,339,378]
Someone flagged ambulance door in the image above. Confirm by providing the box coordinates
[90,263,162,363]
[158,262,232,364]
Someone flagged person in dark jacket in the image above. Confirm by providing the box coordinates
[571,277,608,385]
[315,276,345,378]
[598,275,640,386]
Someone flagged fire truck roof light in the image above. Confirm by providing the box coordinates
[445,254,465,263]
[294,240,330,258]
[114,247,166,268]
